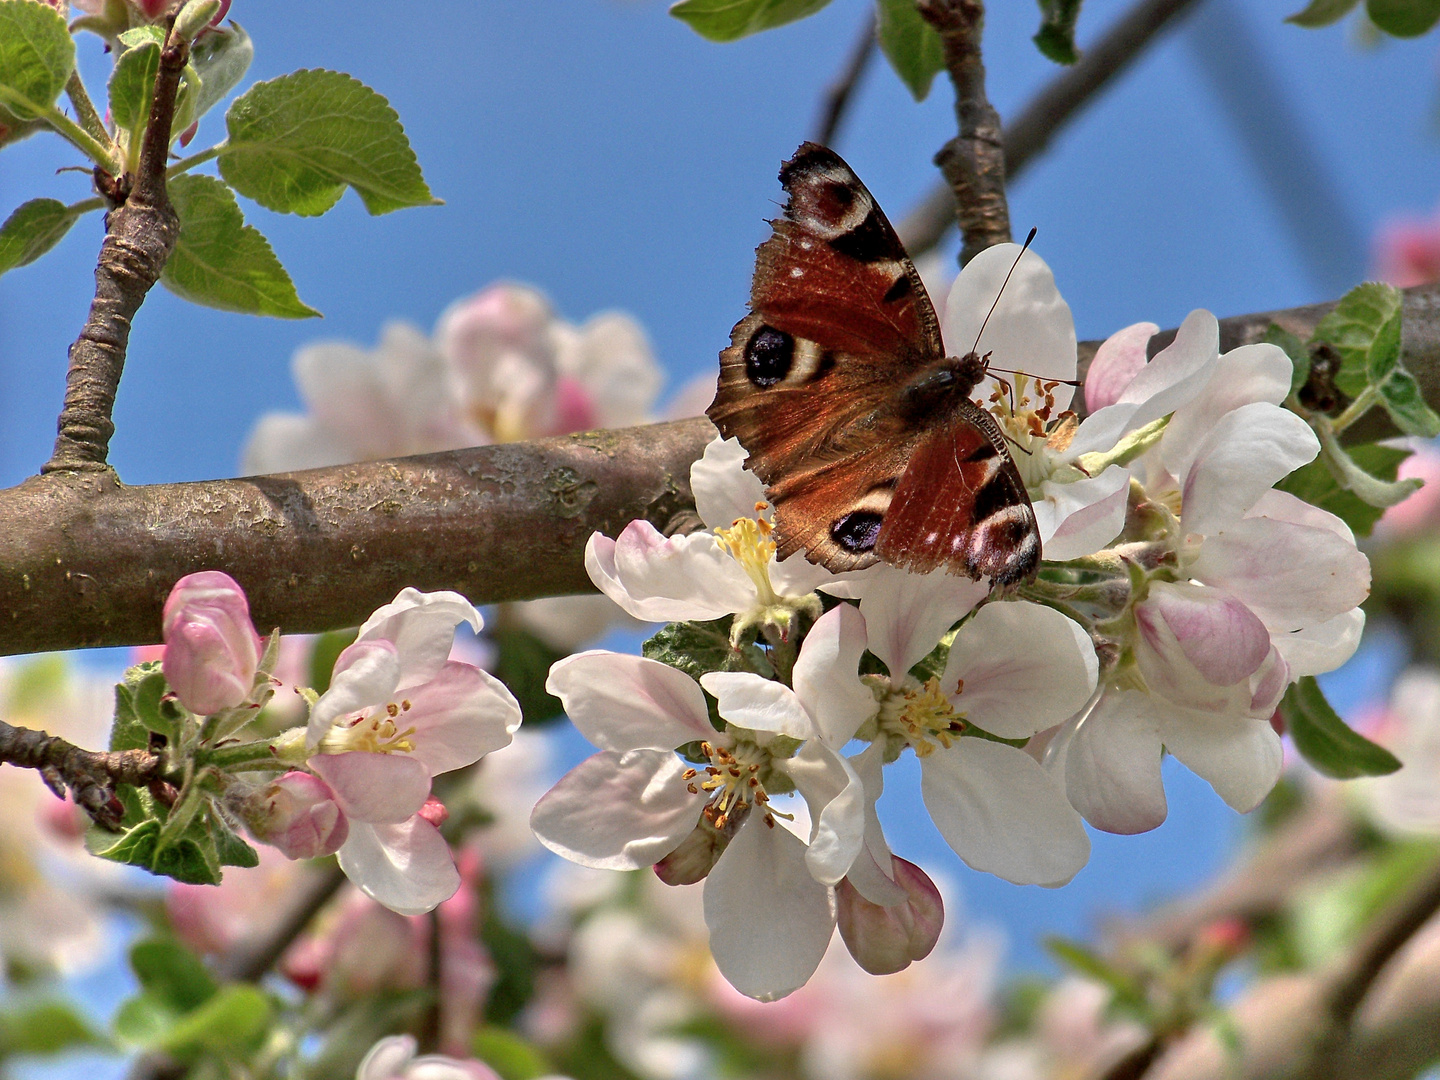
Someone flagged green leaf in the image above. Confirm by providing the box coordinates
[117,985,272,1060]
[668,0,834,42]
[220,69,439,216]
[642,617,770,689]
[875,0,945,100]
[1311,281,1403,398]
[205,805,259,869]
[0,1000,105,1057]
[162,173,320,317]
[112,661,171,749]
[1034,0,1084,64]
[1277,443,1412,537]
[1366,0,1440,35]
[113,993,177,1050]
[482,908,541,1027]
[491,627,566,725]
[187,20,252,122]
[1286,0,1361,25]
[1263,323,1310,397]
[1363,306,1440,435]
[129,938,218,1014]
[308,627,359,694]
[0,0,74,121]
[0,198,80,276]
[472,1026,552,1080]
[108,39,161,134]
[1043,937,1146,1012]
[86,817,224,885]
[1280,676,1402,779]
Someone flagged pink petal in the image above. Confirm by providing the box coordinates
[1136,582,1271,689]
[308,640,401,745]
[403,662,521,774]
[311,752,431,824]
[547,651,714,750]
[1085,321,1158,412]
[338,818,461,916]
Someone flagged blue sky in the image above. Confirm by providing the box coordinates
[1,0,1437,975]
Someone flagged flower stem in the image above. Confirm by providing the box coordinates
[64,71,111,151]
[41,103,123,174]
[1330,386,1379,434]
[200,740,287,772]
[166,142,223,178]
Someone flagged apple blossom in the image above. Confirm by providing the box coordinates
[835,855,944,975]
[356,1035,501,1080]
[161,570,264,716]
[239,770,348,859]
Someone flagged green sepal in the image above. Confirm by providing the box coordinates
[0,198,81,276]
[1280,676,1402,779]
[668,0,834,41]
[0,0,75,122]
[875,0,945,100]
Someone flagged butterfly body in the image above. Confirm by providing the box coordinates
[707,143,1041,587]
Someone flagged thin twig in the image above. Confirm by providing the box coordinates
[43,17,189,474]
[217,862,347,982]
[897,0,1203,256]
[916,0,1011,264]
[0,717,165,827]
[812,8,877,147]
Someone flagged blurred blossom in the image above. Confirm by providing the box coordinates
[1375,207,1440,288]
[356,1035,502,1080]
[168,845,306,958]
[976,977,1148,1080]
[1358,667,1440,834]
[162,570,263,717]
[463,727,555,871]
[284,888,427,997]
[1375,441,1440,537]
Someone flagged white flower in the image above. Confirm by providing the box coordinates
[306,590,521,915]
[1359,668,1440,835]
[356,1035,501,1080]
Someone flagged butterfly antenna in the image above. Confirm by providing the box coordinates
[969,227,1037,358]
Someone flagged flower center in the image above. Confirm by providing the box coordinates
[681,738,787,829]
[877,675,967,758]
[320,699,417,756]
[985,374,1068,489]
[714,511,782,608]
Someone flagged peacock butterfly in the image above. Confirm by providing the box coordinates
[706,142,1041,587]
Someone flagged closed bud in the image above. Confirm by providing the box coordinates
[162,571,263,716]
[653,806,748,886]
[837,856,944,975]
[244,771,348,859]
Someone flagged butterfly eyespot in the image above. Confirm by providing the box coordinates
[830,511,883,554]
[745,325,794,387]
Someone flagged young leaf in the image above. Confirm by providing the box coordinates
[0,0,74,121]
[472,1027,552,1080]
[1262,323,1310,397]
[1365,304,1440,435]
[669,0,834,42]
[1034,0,1084,64]
[220,69,439,216]
[187,20,253,122]
[113,661,173,748]
[1318,425,1421,509]
[0,198,80,275]
[155,985,272,1058]
[130,938,219,1014]
[1277,443,1411,536]
[108,39,161,134]
[875,0,945,100]
[0,1001,105,1057]
[87,817,224,885]
[1280,676,1402,779]
[1366,0,1440,36]
[204,804,259,869]
[1310,281,1403,398]
[162,174,320,318]
[1286,0,1361,25]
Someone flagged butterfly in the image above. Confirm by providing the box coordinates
[705,142,1042,587]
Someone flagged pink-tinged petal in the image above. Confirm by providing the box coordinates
[701,673,814,739]
[1190,518,1370,632]
[1085,321,1158,412]
[945,601,1098,740]
[850,565,988,678]
[1272,609,1365,677]
[692,436,768,532]
[357,1035,418,1080]
[704,817,836,1001]
[161,571,263,716]
[338,817,460,916]
[1247,488,1356,543]
[403,663,522,774]
[943,243,1078,411]
[1035,465,1130,561]
[1181,403,1319,536]
[844,742,908,907]
[529,750,705,869]
[357,590,484,688]
[785,741,866,886]
[1136,582,1271,688]
[308,640,402,746]
[792,604,877,745]
[921,738,1090,886]
[836,857,943,974]
[1162,342,1295,485]
[546,651,714,750]
[1159,709,1283,814]
[407,1058,502,1080]
[311,752,431,824]
[611,520,757,620]
[1250,647,1290,716]
[769,550,843,597]
[245,771,348,859]
[1055,692,1167,834]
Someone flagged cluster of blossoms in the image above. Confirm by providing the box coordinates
[159,571,522,915]
[529,243,1372,1000]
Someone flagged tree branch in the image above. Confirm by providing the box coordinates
[916,0,1011,263]
[0,718,165,827]
[812,8,877,147]
[897,0,1203,256]
[43,18,188,475]
[217,862,347,982]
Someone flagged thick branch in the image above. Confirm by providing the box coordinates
[0,718,164,826]
[2,286,1439,658]
[897,0,1202,256]
[43,22,188,474]
[916,0,1011,263]
[812,9,877,147]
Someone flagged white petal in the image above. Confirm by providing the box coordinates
[1085,321,1159,412]
[1247,487,1356,544]
[1035,465,1130,561]
[307,639,401,746]
[357,589,484,687]
[769,550,844,597]
[357,1036,417,1080]
[1181,403,1319,536]
[585,532,710,623]
[609,521,756,620]
[568,311,663,428]
[241,413,345,475]
[1272,608,1365,677]
[945,601,1098,739]
[792,604,877,745]
[692,436,768,531]
[701,673,814,739]
[921,738,1091,886]
[786,740,866,885]
[1190,518,1370,632]
[704,817,835,1001]
[942,244,1078,412]
[1159,709,1284,814]
[1059,691,1167,834]
[547,651,714,750]
[843,741,908,906]
[404,662,522,774]
[338,818,460,916]
[529,750,705,869]
[850,565,988,678]
[1161,342,1294,485]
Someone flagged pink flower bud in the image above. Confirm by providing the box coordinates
[653,810,746,886]
[246,772,348,859]
[162,570,263,715]
[837,857,944,975]
[417,795,449,829]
